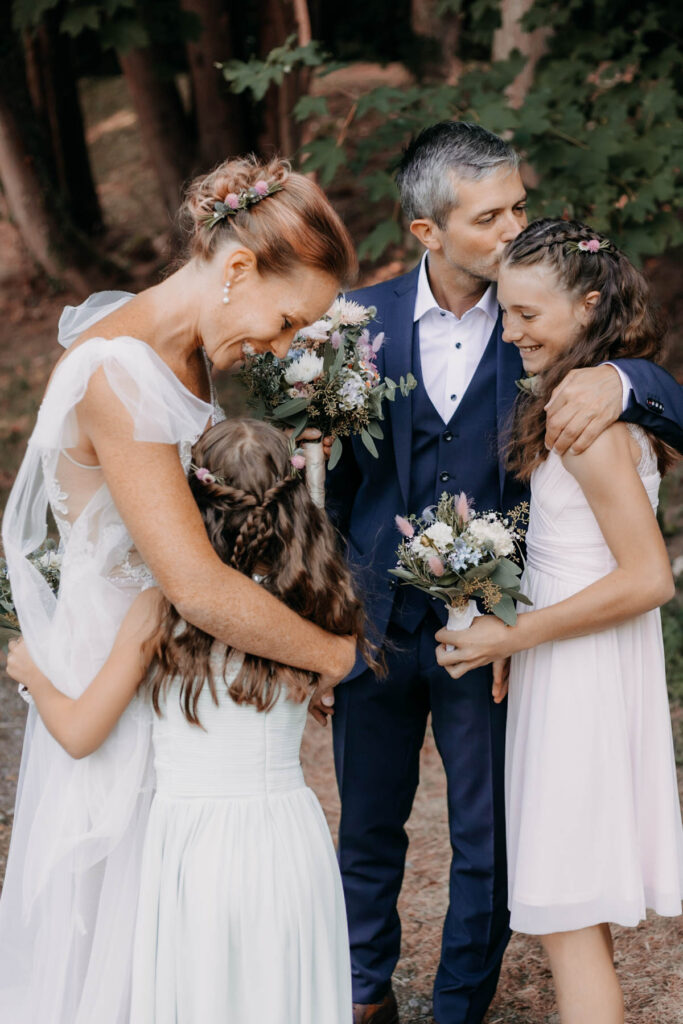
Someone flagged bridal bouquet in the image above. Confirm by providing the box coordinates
[390,493,531,631]
[240,298,416,506]
[0,542,62,650]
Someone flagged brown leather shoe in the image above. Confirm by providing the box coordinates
[352,988,399,1024]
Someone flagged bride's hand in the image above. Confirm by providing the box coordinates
[291,427,335,460]
[308,685,335,727]
[435,616,518,680]
[491,658,510,704]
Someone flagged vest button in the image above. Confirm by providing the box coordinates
[450,393,457,402]
[442,431,453,442]
[439,471,450,482]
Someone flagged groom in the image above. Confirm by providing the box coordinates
[324,121,683,1024]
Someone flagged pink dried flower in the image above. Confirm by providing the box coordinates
[372,332,385,354]
[330,330,343,350]
[455,491,471,522]
[290,454,306,471]
[225,193,240,210]
[578,238,601,253]
[427,555,445,577]
[395,515,415,538]
[195,467,215,484]
[253,180,269,196]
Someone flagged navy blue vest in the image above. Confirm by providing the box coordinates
[390,319,501,632]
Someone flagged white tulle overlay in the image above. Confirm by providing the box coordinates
[130,657,352,1024]
[506,426,683,934]
[0,294,215,1022]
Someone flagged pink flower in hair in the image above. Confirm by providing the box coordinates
[290,453,306,471]
[578,239,601,253]
[195,467,215,484]
[253,180,269,196]
[395,515,415,538]
[427,555,445,577]
[225,193,240,210]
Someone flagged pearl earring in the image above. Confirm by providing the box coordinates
[222,281,231,305]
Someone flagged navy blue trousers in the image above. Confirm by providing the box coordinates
[332,613,510,1024]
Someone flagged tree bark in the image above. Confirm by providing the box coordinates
[118,47,193,214]
[259,0,313,157]
[0,90,88,290]
[492,0,551,108]
[23,8,103,235]
[411,0,462,82]
[180,0,247,166]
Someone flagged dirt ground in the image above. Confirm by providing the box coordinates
[0,64,682,1022]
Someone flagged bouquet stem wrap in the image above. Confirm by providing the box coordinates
[303,440,325,508]
[445,599,481,651]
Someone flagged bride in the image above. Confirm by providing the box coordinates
[0,156,357,1023]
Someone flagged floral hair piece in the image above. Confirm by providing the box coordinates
[205,180,284,229]
[565,237,611,255]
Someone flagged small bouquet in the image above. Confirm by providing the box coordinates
[240,298,416,506]
[390,492,531,633]
[1,541,61,702]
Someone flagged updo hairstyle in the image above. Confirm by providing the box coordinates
[177,155,358,286]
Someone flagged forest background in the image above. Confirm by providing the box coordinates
[0,1,681,1021]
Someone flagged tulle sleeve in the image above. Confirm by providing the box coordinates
[0,330,215,1023]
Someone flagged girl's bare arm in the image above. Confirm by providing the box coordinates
[437,424,674,676]
[6,589,162,758]
[78,369,355,683]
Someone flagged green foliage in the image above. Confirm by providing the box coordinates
[276,0,681,264]
[218,35,328,103]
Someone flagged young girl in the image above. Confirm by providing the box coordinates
[436,219,683,1023]
[7,417,377,1024]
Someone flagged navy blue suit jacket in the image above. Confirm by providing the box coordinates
[327,265,683,677]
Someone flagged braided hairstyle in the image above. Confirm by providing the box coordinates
[145,418,378,725]
[502,218,673,481]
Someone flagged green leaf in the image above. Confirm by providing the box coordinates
[357,219,402,262]
[12,0,60,31]
[328,436,343,470]
[360,429,379,457]
[366,420,384,440]
[272,396,311,419]
[491,593,517,626]
[293,95,329,122]
[61,5,101,35]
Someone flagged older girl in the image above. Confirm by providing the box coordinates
[0,157,357,1023]
[438,219,683,1023]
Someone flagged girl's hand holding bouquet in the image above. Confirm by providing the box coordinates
[240,298,416,506]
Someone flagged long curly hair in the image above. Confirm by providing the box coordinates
[144,418,378,725]
[503,218,675,481]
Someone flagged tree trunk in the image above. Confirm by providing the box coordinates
[411,0,462,82]
[23,7,103,235]
[180,0,247,166]
[259,0,313,157]
[118,47,193,214]
[492,0,551,107]
[0,90,88,290]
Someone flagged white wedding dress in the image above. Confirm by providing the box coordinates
[130,655,352,1024]
[0,294,217,1022]
[506,425,683,934]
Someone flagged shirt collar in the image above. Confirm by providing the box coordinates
[413,252,498,324]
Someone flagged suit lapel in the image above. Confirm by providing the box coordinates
[381,265,420,509]
[495,313,524,501]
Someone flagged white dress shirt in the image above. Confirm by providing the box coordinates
[414,254,498,424]
[413,253,632,422]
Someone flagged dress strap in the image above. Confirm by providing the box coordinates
[60,448,101,470]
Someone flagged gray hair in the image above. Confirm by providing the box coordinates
[395,121,520,227]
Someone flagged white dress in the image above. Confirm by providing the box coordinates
[130,655,352,1024]
[506,425,683,935]
[0,294,217,1022]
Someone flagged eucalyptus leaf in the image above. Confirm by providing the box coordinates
[328,437,344,471]
[360,429,379,458]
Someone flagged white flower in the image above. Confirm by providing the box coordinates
[284,351,325,385]
[328,297,371,328]
[338,370,367,410]
[38,551,62,570]
[295,320,330,343]
[464,519,514,557]
[410,522,455,558]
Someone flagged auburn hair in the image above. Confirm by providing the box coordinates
[145,418,379,725]
[176,154,358,286]
[503,219,676,481]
